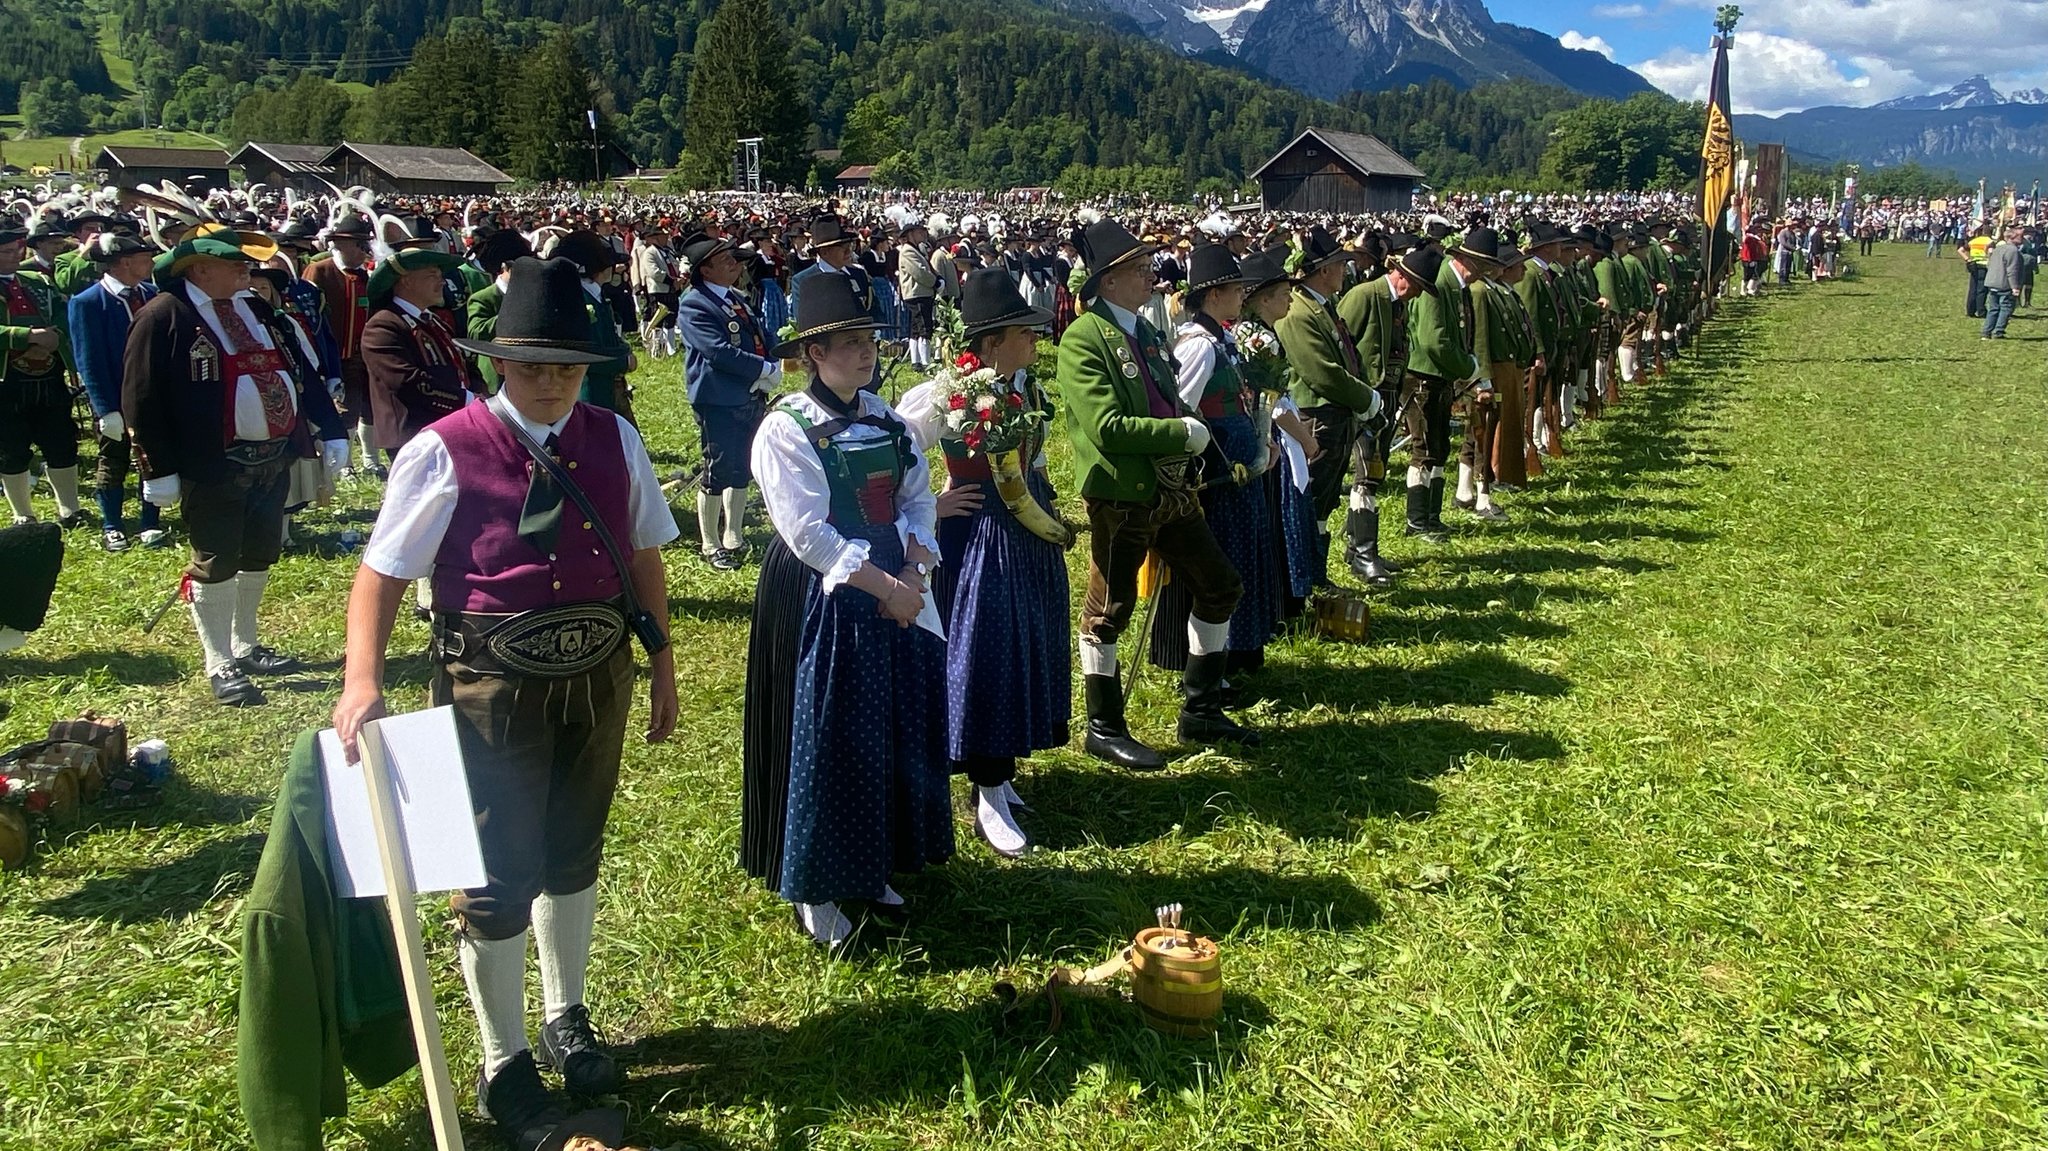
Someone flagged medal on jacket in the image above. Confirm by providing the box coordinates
[1113,343,1138,379]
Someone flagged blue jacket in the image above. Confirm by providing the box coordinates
[281,277,344,386]
[679,283,773,408]
[67,277,156,417]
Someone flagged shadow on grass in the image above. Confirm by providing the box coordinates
[0,648,183,685]
[1249,651,1569,711]
[36,831,264,923]
[617,972,1275,1148]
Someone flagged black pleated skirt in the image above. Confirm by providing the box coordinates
[739,536,816,890]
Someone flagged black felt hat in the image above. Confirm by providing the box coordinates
[326,213,374,240]
[681,230,739,271]
[958,265,1053,340]
[88,232,154,263]
[1449,226,1509,265]
[267,216,322,249]
[454,257,613,365]
[1185,242,1246,297]
[1296,225,1349,274]
[474,227,534,275]
[1392,246,1444,297]
[770,270,886,358]
[1075,217,1158,300]
[551,229,613,276]
[1238,244,1295,295]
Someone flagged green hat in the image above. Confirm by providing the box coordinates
[152,232,268,279]
[368,247,464,303]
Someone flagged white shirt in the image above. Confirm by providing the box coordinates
[99,273,141,300]
[750,388,940,630]
[185,280,298,443]
[363,395,680,581]
[1171,321,1236,410]
[1101,299,1141,337]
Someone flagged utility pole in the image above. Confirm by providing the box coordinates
[587,109,601,187]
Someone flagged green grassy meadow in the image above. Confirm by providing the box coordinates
[0,246,2042,1149]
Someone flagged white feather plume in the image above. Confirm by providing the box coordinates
[882,203,921,231]
[1197,211,1234,239]
[1075,206,1104,226]
[925,211,952,237]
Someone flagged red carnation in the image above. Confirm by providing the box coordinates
[1006,392,1025,408]
[948,393,968,411]
[954,352,982,371]
[963,428,984,450]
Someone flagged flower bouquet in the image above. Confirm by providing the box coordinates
[1232,319,1285,476]
[931,351,1073,547]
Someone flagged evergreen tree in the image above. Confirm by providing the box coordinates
[683,0,809,189]
[507,29,606,182]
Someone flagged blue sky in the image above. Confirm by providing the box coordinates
[1484,0,2048,116]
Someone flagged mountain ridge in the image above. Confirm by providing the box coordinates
[1076,0,1653,100]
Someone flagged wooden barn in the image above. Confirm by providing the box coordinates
[94,146,232,193]
[229,142,336,195]
[318,142,511,197]
[1252,128,1423,214]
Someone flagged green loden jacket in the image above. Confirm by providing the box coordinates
[238,731,417,1151]
[466,280,504,391]
[54,246,98,298]
[1335,275,1407,391]
[1060,301,1195,504]
[1408,257,1478,382]
[1515,264,1559,366]
[1280,284,1377,412]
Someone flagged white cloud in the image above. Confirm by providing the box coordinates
[1633,31,1926,115]
[1560,30,1616,59]
[1644,0,2048,110]
[1591,3,1649,17]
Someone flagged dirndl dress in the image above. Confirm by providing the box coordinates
[746,396,953,906]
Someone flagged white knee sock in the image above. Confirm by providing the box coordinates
[696,490,721,554]
[1617,346,1637,382]
[413,576,433,613]
[355,423,378,468]
[1079,635,1117,678]
[1,472,34,521]
[44,465,80,518]
[231,570,267,659]
[720,487,746,550]
[1456,461,1475,503]
[459,929,531,1078]
[532,885,597,1025]
[189,579,238,677]
[1188,616,1230,657]
[1406,465,1426,489]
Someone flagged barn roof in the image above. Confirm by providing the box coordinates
[321,142,512,185]
[95,146,231,171]
[1250,128,1424,182]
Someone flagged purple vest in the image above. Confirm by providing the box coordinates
[430,401,632,614]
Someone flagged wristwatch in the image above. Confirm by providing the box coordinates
[912,561,933,580]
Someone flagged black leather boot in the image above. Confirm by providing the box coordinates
[1082,674,1166,770]
[1426,474,1453,535]
[1177,652,1260,746]
[1405,483,1446,542]
[1345,505,1394,585]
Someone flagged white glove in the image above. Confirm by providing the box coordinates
[322,439,351,476]
[142,475,181,507]
[754,360,781,393]
[96,412,125,440]
[1180,416,1212,455]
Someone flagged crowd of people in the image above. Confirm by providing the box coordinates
[11,176,1727,1149]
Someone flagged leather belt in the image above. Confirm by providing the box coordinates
[224,439,292,468]
[432,599,628,678]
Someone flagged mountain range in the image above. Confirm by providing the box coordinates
[1735,98,2048,184]
[1071,0,1653,100]
[1873,75,2048,112]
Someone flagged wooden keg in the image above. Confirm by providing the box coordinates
[0,804,28,869]
[4,763,80,827]
[1128,926,1222,1039]
[1311,590,1371,643]
[41,743,103,804]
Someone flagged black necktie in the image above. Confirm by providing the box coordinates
[517,432,563,555]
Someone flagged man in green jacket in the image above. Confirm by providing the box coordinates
[1618,227,1655,384]
[1278,226,1381,586]
[1335,234,1433,585]
[1589,229,1626,408]
[551,230,637,421]
[1403,237,1479,541]
[1062,217,1250,762]
[1519,223,1573,458]
[0,223,83,526]
[464,229,534,394]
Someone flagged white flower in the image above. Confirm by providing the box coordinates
[974,395,999,415]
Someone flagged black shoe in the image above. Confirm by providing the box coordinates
[235,645,304,676]
[537,1004,623,1097]
[708,547,742,572]
[210,671,265,706]
[57,511,90,530]
[1177,652,1260,747]
[101,528,131,553]
[723,542,753,566]
[1081,673,1166,770]
[479,1049,627,1151]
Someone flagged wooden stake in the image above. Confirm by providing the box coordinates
[359,720,468,1151]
